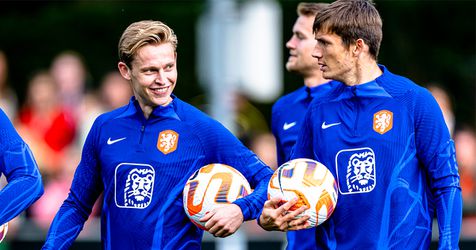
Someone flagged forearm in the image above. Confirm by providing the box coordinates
[233,167,272,220]
[0,174,43,224]
[42,194,92,250]
[434,185,462,249]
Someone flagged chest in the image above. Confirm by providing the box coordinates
[96,119,206,204]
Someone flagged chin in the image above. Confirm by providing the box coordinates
[156,97,172,106]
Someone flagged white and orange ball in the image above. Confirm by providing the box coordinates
[268,158,338,228]
[0,223,8,243]
[183,164,252,230]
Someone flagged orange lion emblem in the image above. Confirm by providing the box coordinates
[157,130,179,154]
[373,110,393,134]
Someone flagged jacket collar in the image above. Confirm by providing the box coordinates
[118,95,181,121]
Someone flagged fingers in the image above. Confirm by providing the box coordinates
[287,214,310,231]
[260,197,309,232]
[283,203,307,220]
[202,206,242,238]
[199,210,214,222]
[265,196,283,208]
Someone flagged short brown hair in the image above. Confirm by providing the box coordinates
[118,20,178,68]
[297,2,328,17]
[313,0,382,59]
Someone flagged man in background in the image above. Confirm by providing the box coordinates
[269,3,334,249]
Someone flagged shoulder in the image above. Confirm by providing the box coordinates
[309,82,345,109]
[94,105,130,126]
[272,86,307,112]
[376,66,428,98]
[376,66,439,115]
[174,98,225,130]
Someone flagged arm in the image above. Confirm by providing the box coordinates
[197,120,273,236]
[258,106,315,231]
[42,122,103,250]
[0,109,43,224]
[414,90,462,249]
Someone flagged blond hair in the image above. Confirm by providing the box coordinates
[297,2,328,17]
[118,20,178,68]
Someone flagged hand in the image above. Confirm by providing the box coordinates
[199,204,243,238]
[258,197,309,231]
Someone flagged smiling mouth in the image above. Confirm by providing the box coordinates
[150,86,169,95]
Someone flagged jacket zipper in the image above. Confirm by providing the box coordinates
[140,124,145,144]
[352,86,360,137]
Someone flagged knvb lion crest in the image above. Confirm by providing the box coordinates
[157,130,179,154]
[373,110,393,134]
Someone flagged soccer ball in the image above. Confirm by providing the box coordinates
[268,158,338,228]
[0,223,8,243]
[183,163,252,230]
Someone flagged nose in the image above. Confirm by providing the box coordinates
[286,36,296,50]
[155,70,165,85]
[312,43,322,59]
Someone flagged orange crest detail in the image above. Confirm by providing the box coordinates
[157,130,179,154]
[373,110,393,134]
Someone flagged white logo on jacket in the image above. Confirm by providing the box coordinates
[115,163,155,209]
[283,121,297,130]
[336,147,376,194]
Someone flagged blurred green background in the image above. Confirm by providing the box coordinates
[0,0,474,129]
[0,0,474,249]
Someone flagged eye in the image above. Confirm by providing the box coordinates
[164,64,174,71]
[143,68,157,75]
[316,39,328,47]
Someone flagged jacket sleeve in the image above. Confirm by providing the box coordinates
[202,119,273,221]
[42,120,103,250]
[414,89,462,249]
[0,108,43,224]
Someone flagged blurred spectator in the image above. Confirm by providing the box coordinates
[454,126,476,216]
[0,50,18,120]
[75,71,132,147]
[427,83,455,137]
[190,92,270,147]
[16,71,76,179]
[232,92,270,147]
[50,50,89,121]
[249,132,278,170]
[99,71,132,111]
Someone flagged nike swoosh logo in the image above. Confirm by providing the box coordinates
[283,121,297,130]
[321,122,341,129]
[107,137,127,145]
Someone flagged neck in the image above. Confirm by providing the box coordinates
[303,72,328,88]
[140,104,153,119]
[345,61,382,86]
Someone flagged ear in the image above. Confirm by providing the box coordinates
[353,39,366,56]
[118,62,132,80]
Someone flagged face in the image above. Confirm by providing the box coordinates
[312,31,355,83]
[118,43,177,112]
[285,15,320,75]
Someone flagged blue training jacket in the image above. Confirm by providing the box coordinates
[0,108,43,225]
[292,65,462,249]
[43,96,273,250]
[271,81,338,250]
